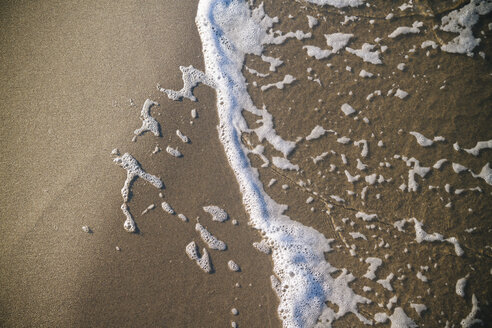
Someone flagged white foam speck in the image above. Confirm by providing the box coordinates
[452,163,468,174]
[185,241,212,273]
[364,257,382,280]
[113,153,163,202]
[440,0,492,55]
[377,273,394,291]
[456,274,469,297]
[272,156,299,171]
[324,33,353,53]
[307,15,318,28]
[196,223,227,251]
[303,45,332,59]
[305,0,364,8]
[394,89,409,99]
[460,294,482,328]
[359,69,373,78]
[158,65,215,101]
[388,21,423,38]
[176,130,190,143]
[261,74,296,91]
[433,158,448,169]
[409,131,445,147]
[341,103,356,116]
[121,203,136,233]
[228,260,241,272]
[346,43,382,65]
[356,211,378,221]
[306,125,328,140]
[166,146,182,158]
[261,55,283,72]
[161,202,175,215]
[134,99,161,137]
[410,303,427,317]
[463,140,492,156]
[203,205,229,222]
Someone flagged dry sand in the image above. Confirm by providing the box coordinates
[0,1,278,327]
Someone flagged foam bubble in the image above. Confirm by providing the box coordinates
[195,223,227,251]
[228,260,240,272]
[185,241,212,273]
[113,153,163,202]
[203,205,229,222]
[134,99,161,137]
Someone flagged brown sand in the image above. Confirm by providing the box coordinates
[0,1,279,327]
[243,0,492,326]
[2,0,492,327]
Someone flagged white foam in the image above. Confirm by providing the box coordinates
[261,55,283,72]
[141,204,155,215]
[185,241,212,273]
[121,203,136,233]
[166,146,182,158]
[408,218,464,256]
[346,43,382,65]
[341,103,356,116]
[305,0,364,8]
[470,163,492,185]
[302,45,332,59]
[359,69,373,78]
[433,158,448,169]
[228,260,241,272]
[113,153,163,202]
[203,205,229,222]
[410,303,427,317]
[388,307,417,328]
[176,130,190,143]
[452,163,468,174]
[337,136,351,144]
[394,89,409,99]
[245,65,269,77]
[440,0,492,55]
[272,156,299,171]
[175,2,374,326]
[356,211,378,221]
[344,170,360,183]
[409,131,445,147]
[195,223,227,251]
[158,65,216,101]
[363,257,382,280]
[324,33,353,53]
[134,99,161,137]
[178,213,189,222]
[421,40,438,49]
[461,294,482,327]
[354,139,369,157]
[306,125,327,140]
[456,274,469,297]
[252,239,271,254]
[463,140,492,156]
[377,273,394,291]
[306,15,318,28]
[388,21,423,38]
[161,202,175,215]
[261,74,296,91]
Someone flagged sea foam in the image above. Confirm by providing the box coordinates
[165,1,373,327]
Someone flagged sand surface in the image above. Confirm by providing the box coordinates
[1,0,491,327]
[0,1,278,327]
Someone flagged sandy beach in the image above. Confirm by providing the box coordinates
[1,0,491,327]
[0,1,279,327]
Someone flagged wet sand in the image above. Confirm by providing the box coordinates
[0,1,279,327]
[1,0,492,327]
